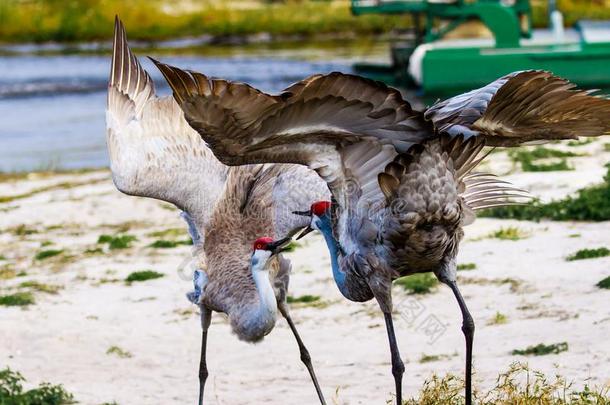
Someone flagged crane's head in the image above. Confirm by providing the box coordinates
[292,200,332,240]
[250,236,292,271]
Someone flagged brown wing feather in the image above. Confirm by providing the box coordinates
[426,71,610,146]
[152,59,431,207]
[153,60,430,166]
[474,71,610,144]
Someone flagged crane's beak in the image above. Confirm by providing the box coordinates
[292,209,313,240]
[296,225,314,240]
[268,236,292,256]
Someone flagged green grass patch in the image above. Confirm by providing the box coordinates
[148,239,191,249]
[404,361,610,404]
[596,276,610,289]
[147,228,187,239]
[286,294,328,308]
[96,277,121,285]
[0,292,35,307]
[457,263,476,271]
[0,367,75,404]
[460,277,522,292]
[0,267,16,280]
[147,227,192,249]
[34,249,63,260]
[97,235,112,243]
[487,311,508,325]
[481,163,610,221]
[522,158,572,172]
[98,234,137,250]
[419,354,446,363]
[9,225,37,236]
[125,270,164,283]
[287,295,320,304]
[19,281,61,294]
[0,180,104,203]
[509,147,579,172]
[511,147,581,160]
[106,346,132,359]
[604,143,610,152]
[566,247,610,261]
[488,227,528,241]
[512,342,568,356]
[567,138,595,147]
[394,273,438,294]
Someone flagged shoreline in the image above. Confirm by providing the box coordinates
[0,31,393,56]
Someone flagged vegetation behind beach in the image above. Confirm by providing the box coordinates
[0,0,609,44]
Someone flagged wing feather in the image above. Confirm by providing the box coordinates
[106,17,228,239]
[152,59,431,208]
[425,71,610,146]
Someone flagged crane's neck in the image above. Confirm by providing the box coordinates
[250,251,278,326]
[180,211,201,246]
[316,215,349,297]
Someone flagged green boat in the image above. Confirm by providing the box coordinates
[352,0,610,95]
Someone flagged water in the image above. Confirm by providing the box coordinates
[0,47,374,172]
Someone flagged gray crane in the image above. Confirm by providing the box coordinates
[152,59,610,405]
[106,18,329,404]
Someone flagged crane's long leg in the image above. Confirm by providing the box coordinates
[278,303,327,405]
[447,281,474,405]
[198,306,212,405]
[383,311,405,405]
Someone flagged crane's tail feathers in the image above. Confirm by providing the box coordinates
[462,173,534,211]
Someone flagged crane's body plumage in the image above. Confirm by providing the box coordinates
[155,57,610,405]
[199,164,327,341]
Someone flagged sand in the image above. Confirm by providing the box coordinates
[0,141,609,404]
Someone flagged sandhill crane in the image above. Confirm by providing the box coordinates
[106,18,330,404]
[152,60,610,404]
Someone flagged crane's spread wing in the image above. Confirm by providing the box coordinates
[152,60,431,206]
[425,70,610,146]
[107,18,228,237]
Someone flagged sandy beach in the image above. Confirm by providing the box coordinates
[0,140,609,404]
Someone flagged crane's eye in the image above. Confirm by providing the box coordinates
[256,243,263,250]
